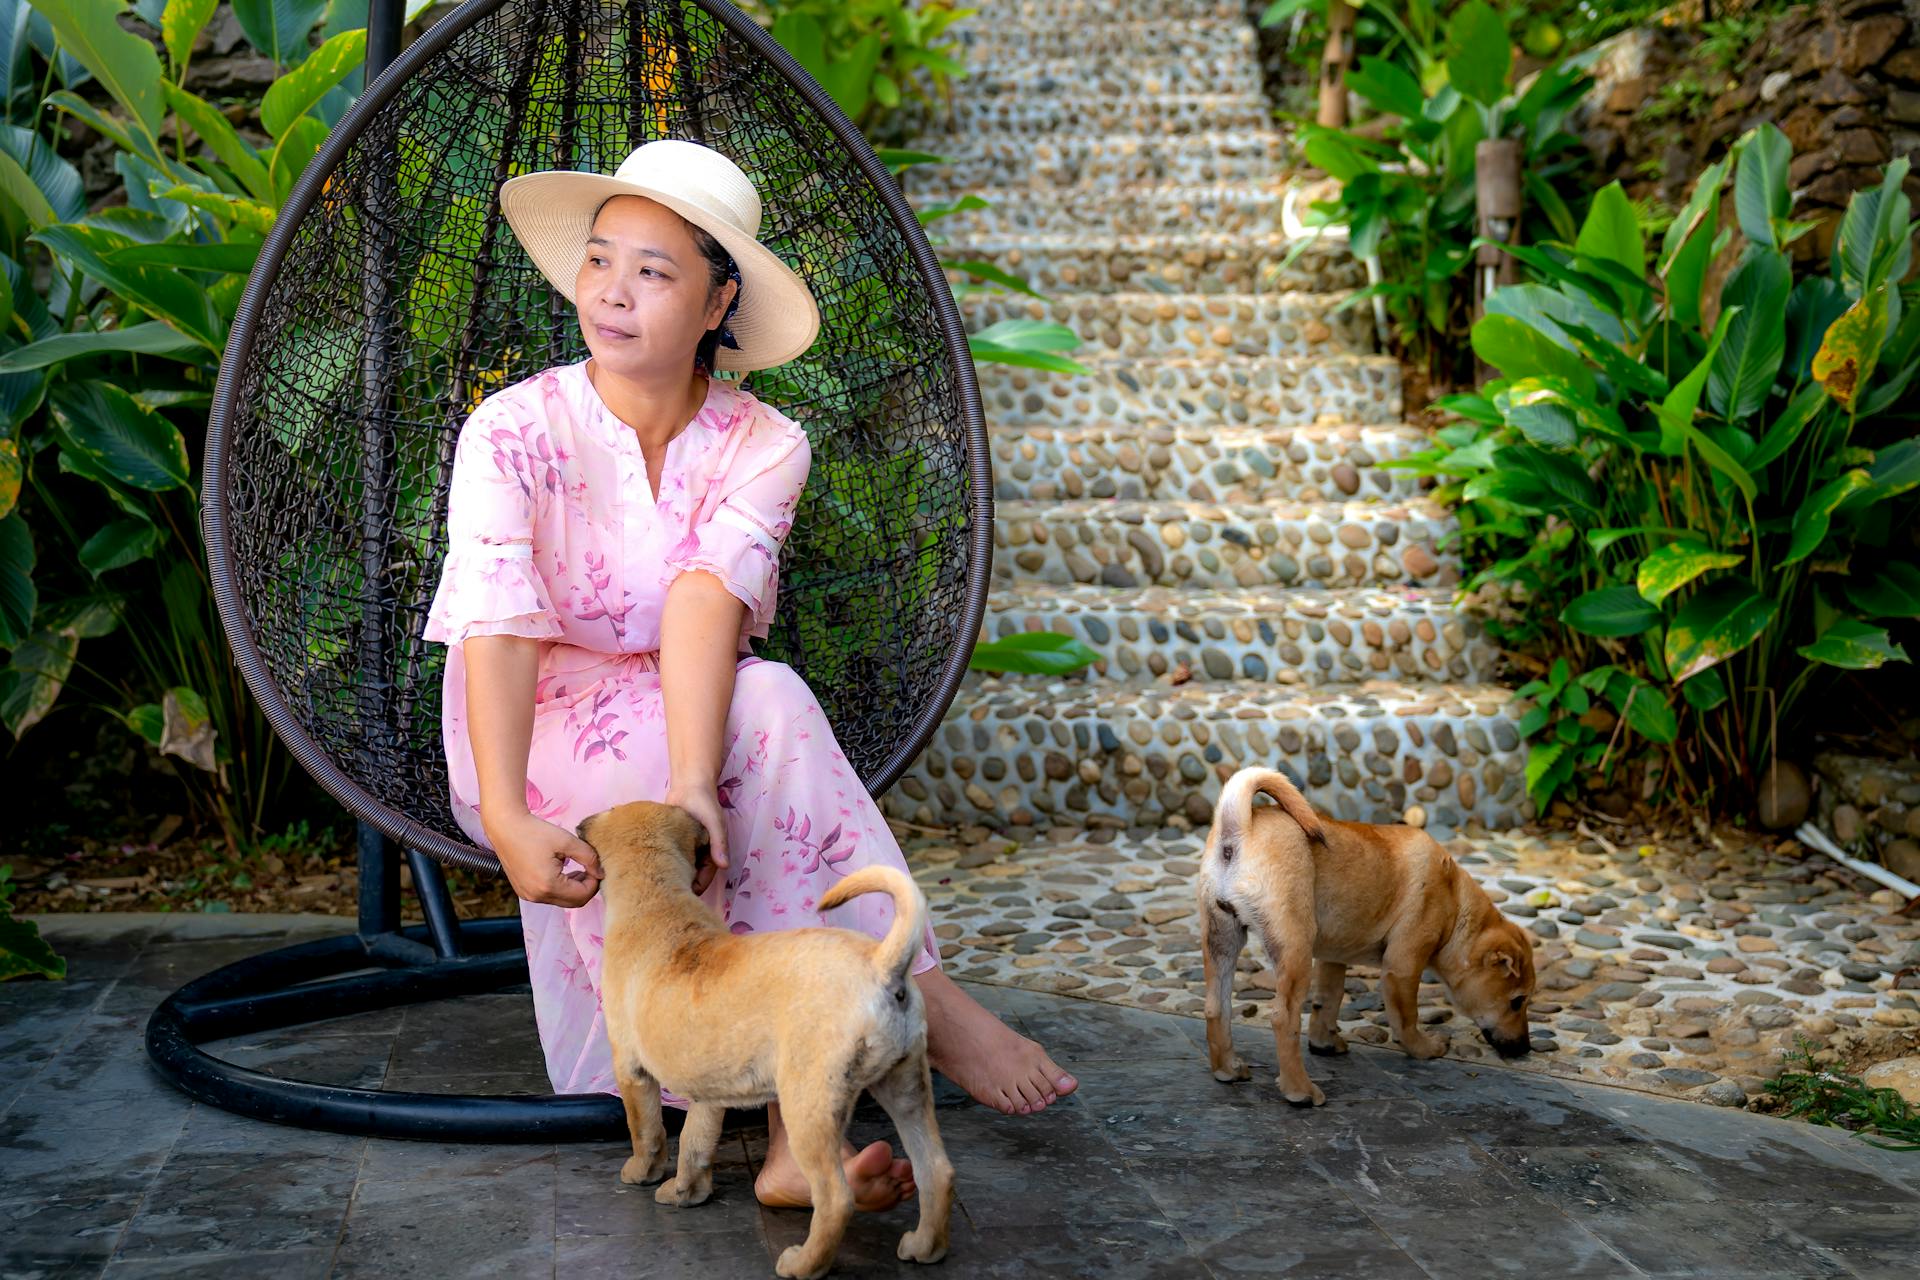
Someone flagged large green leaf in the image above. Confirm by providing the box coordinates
[1865,438,1920,501]
[0,512,33,649]
[160,81,272,202]
[1637,542,1743,604]
[1707,248,1790,419]
[28,225,220,349]
[1347,57,1424,119]
[1664,581,1778,683]
[47,381,192,491]
[1470,313,1596,398]
[1785,276,1851,379]
[1444,0,1510,106]
[1659,153,1731,328]
[229,0,330,67]
[1783,469,1872,565]
[0,625,77,737]
[1733,123,1791,249]
[1747,382,1830,472]
[161,0,220,71]
[1612,675,1678,744]
[27,0,164,149]
[968,631,1101,675]
[1812,290,1889,411]
[0,906,65,980]
[78,517,161,576]
[1834,156,1913,295]
[1654,306,1736,456]
[1574,183,1644,281]
[1844,562,1920,618]
[0,323,203,373]
[260,28,366,137]
[1797,618,1909,669]
[1560,586,1660,637]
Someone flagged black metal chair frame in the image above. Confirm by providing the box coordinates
[145,0,989,1142]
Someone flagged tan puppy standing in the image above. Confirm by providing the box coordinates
[575,800,954,1280]
[1196,766,1537,1105]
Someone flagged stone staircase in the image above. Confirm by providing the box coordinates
[884,0,1530,835]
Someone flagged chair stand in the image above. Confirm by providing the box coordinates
[142,821,653,1143]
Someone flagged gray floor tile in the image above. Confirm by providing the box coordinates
[113,1152,358,1261]
[100,1247,333,1278]
[333,1174,555,1278]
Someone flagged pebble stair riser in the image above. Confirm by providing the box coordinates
[904,132,1289,188]
[928,185,1299,239]
[961,292,1375,361]
[885,677,1531,831]
[978,357,1402,428]
[988,422,1429,502]
[952,21,1257,63]
[980,585,1499,688]
[940,242,1369,297]
[906,94,1277,138]
[995,499,1459,591]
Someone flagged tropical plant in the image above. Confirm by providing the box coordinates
[741,0,974,141]
[3,0,398,853]
[1400,122,1920,813]
[1287,0,1595,393]
[0,864,64,981]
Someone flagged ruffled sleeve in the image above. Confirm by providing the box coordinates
[422,400,566,645]
[661,408,811,642]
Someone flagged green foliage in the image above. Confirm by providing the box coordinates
[1,0,383,851]
[968,631,1102,675]
[1763,1039,1920,1152]
[1287,1,1596,392]
[744,0,974,137]
[0,864,65,981]
[1399,124,1920,811]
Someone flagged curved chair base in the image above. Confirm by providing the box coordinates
[142,828,762,1144]
[143,916,653,1143]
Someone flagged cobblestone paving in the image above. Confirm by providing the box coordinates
[903,823,1920,1108]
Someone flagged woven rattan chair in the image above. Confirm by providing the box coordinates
[145,0,988,1141]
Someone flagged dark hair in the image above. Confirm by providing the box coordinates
[588,197,740,373]
[684,218,739,375]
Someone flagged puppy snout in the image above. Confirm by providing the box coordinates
[1485,1030,1531,1058]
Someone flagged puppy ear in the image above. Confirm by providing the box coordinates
[1488,948,1521,979]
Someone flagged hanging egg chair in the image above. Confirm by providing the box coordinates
[147,0,988,1140]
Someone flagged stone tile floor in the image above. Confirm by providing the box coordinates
[903,823,1920,1108]
[4,912,1918,1278]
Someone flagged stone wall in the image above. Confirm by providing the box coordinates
[1577,0,1920,263]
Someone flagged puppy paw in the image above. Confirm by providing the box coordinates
[1281,1081,1326,1108]
[654,1173,713,1207]
[897,1228,949,1265]
[1401,1032,1446,1060]
[776,1245,830,1280]
[1307,1034,1349,1056]
[1211,1057,1252,1083]
[620,1150,669,1186]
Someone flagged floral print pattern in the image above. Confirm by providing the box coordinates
[422,358,940,1098]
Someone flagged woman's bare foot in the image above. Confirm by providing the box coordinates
[915,968,1078,1115]
[753,1102,915,1211]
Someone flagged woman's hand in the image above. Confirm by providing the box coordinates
[485,809,604,907]
[665,779,729,896]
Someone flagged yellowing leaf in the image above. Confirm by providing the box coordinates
[1812,291,1888,411]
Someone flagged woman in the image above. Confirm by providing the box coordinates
[423,139,1075,1210]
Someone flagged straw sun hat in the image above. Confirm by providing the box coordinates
[498,138,821,373]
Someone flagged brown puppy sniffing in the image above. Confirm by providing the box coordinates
[576,799,954,1280]
[1197,766,1537,1106]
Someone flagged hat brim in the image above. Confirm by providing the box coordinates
[498,171,821,373]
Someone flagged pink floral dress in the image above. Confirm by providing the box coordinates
[422,357,941,1098]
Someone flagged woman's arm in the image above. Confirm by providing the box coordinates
[465,633,602,905]
[660,569,747,892]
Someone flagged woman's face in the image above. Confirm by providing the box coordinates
[576,194,736,381]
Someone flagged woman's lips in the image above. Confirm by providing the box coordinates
[595,324,633,340]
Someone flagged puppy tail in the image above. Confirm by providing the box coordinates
[817,866,927,983]
[1217,765,1324,849]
